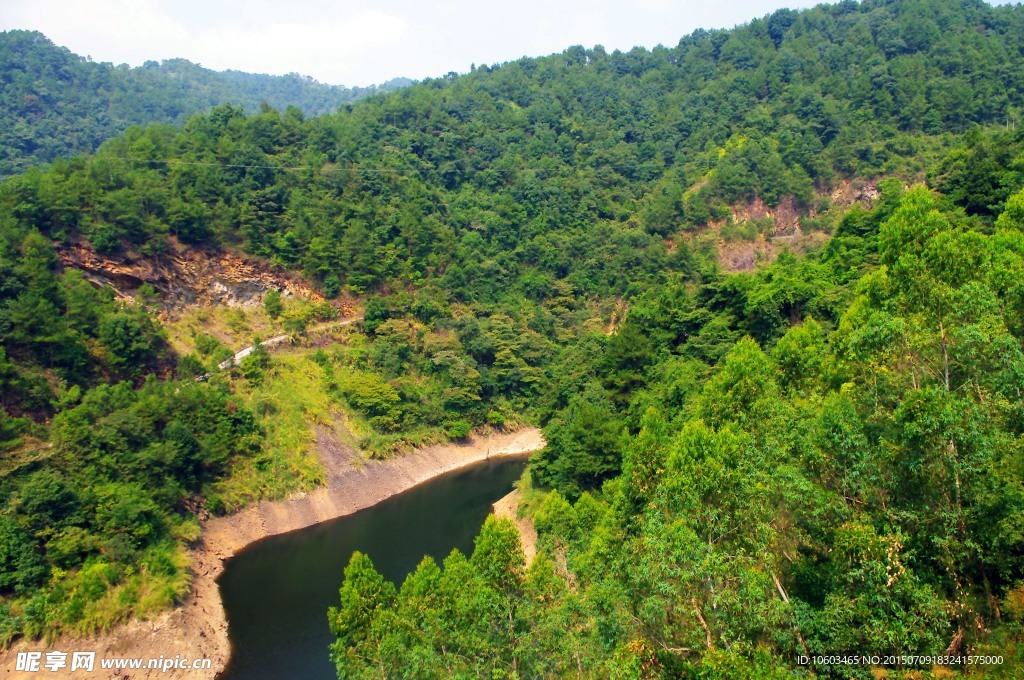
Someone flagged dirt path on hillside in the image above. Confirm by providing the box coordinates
[0,428,544,679]
[216,316,363,370]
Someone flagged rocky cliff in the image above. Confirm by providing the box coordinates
[56,239,324,313]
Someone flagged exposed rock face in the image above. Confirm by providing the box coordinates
[771,195,802,236]
[55,239,323,311]
[829,179,881,208]
[728,183,879,238]
[707,182,880,272]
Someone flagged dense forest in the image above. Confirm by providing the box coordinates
[332,175,1024,677]
[0,30,412,176]
[2,0,1024,675]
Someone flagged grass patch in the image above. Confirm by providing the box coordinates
[210,351,336,511]
[0,438,53,478]
[512,470,547,521]
[164,305,274,358]
[1,543,190,644]
[164,296,340,368]
[360,427,450,459]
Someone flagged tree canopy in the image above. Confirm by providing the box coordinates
[2,0,1024,672]
[0,30,411,176]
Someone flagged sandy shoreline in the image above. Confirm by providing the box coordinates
[1,427,544,679]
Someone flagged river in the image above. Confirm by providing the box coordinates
[218,456,529,679]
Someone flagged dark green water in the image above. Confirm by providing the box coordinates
[218,457,528,680]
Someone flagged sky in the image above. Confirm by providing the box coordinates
[0,0,894,86]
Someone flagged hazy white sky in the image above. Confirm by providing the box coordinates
[0,0,919,86]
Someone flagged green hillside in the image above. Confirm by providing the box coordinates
[3,0,1022,295]
[0,30,411,176]
[1,0,1024,674]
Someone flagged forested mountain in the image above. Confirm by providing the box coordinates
[3,0,1021,296]
[2,0,1024,674]
[0,30,412,176]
